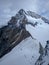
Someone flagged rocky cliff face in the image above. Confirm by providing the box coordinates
[0,9,31,58]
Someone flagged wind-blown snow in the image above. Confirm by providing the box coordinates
[26,15,44,25]
[0,37,40,65]
[26,17,49,48]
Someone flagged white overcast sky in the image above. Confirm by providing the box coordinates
[0,0,49,25]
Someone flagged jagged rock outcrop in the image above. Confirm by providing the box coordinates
[39,42,44,55]
[35,41,49,65]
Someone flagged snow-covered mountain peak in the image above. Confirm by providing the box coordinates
[0,9,49,65]
[8,9,49,29]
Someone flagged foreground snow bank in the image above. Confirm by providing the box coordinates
[0,37,40,65]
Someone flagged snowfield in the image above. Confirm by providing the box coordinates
[26,16,49,48]
[0,37,40,65]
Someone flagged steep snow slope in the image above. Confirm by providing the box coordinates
[0,37,40,65]
[26,16,49,48]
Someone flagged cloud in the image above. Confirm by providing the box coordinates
[0,0,38,23]
[0,0,49,27]
[36,0,49,19]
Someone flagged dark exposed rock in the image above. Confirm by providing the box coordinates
[0,9,31,58]
[18,9,26,15]
[0,24,30,58]
[35,40,49,65]
[39,42,44,55]
[41,17,49,24]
